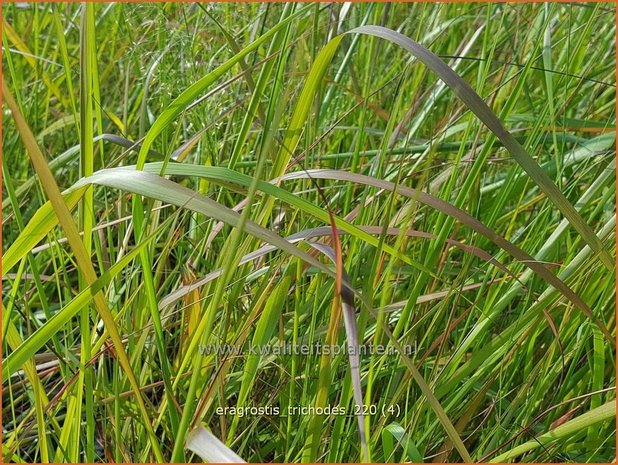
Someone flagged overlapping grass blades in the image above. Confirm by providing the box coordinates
[2,81,165,461]
[2,3,615,463]
[489,400,616,462]
[296,24,612,270]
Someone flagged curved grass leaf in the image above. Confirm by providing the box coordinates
[279,169,613,343]
[346,25,612,271]
[489,400,616,462]
[271,24,611,269]
[2,81,165,462]
[186,426,246,463]
[70,169,338,283]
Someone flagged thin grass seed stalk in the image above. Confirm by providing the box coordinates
[2,3,615,463]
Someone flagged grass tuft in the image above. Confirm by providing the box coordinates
[2,3,615,463]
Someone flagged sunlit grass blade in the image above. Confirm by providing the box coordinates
[3,223,164,377]
[75,4,95,460]
[489,400,616,462]
[2,81,165,462]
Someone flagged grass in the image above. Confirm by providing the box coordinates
[2,2,616,463]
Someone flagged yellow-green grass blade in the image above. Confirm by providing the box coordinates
[271,34,345,179]
[74,4,95,460]
[3,219,164,377]
[2,82,165,462]
[489,400,616,462]
[3,318,51,462]
[3,4,614,463]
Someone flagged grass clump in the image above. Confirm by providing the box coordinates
[2,2,616,463]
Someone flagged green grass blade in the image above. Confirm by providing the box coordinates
[347,25,613,271]
[2,82,165,462]
[135,4,312,169]
[3,221,161,377]
[280,168,612,342]
[489,400,616,462]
